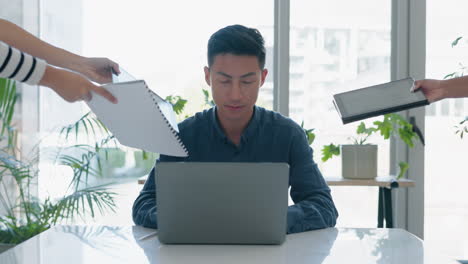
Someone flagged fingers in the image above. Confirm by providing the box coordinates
[90,85,118,104]
[109,59,120,75]
[82,92,93,102]
[411,80,422,92]
[81,57,120,84]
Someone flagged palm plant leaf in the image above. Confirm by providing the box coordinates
[53,184,116,221]
[0,80,119,246]
[59,111,112,141]
[0,78,17,146]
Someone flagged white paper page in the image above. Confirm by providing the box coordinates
[112,68,136,83]
[111,68,179,132]
[147,90,179,133]
[87,80,188,157]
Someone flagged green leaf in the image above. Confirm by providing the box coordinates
[452,36,463,47]
[321,144,340,162]
[356,122,365,134]
[300,121,315,145]
[202,89,209,98]
[397,162,409,179]
[444,72,457,79]
[0,78,17,144]
[306,131,315,145]
[202,89,215,107]
[374,118,393,139]
[60,112,113,143]
[165,95,187,115]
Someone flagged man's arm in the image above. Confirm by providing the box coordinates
[132,155,184,228]
[287,129,339,234]
[132,164,158,228]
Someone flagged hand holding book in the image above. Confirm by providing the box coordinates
[333,77,429,124]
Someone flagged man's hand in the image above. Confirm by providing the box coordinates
[40,66,118,103]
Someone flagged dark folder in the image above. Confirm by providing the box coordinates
[333,77,429,124]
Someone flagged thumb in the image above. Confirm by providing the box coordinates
[411,80,422,92]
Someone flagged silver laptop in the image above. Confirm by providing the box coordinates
[156,162,289,245]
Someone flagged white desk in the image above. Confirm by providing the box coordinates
[0,225,456,264]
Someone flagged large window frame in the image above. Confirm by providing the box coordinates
[22,0,426,237]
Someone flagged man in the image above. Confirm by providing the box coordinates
[132,24,338,234]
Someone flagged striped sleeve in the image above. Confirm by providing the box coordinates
[0,41,47,85]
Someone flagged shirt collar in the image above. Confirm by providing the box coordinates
[210,106,261,143]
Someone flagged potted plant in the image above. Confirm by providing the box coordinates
[446,36,468,139]
[321,113,419,179]
[0,78,118,253]
[0,75,194,253]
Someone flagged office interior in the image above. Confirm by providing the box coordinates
[0,0,467,263]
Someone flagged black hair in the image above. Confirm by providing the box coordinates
[207,24,266,69]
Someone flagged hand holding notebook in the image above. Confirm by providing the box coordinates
[86,69,188,157]
[333,77,429,124]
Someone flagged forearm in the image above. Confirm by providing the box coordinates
[288,131,338,234]
[287,191,338,234]
[0,41,47,85]
[132,194,158,228]
[441,75,468,99]
[0,19,84,71]
[132,166,159,228]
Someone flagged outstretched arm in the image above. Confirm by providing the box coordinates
[412,76,468,102]
[0,18,119,84]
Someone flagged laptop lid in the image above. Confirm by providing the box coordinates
[156,162,289,245]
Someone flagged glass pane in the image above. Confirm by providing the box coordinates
[82,0,273,112]
[39,0,273,224]
[426,0,468,259]
[291,0,391,227]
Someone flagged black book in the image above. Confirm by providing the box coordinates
[333,77,429,124]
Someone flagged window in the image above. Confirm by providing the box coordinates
[290,0,391,227]
[425,0,468,259]
[39,0,273,224]
[82,0,273,112]
[38,1,404,230]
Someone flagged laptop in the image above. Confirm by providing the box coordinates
[155,162,289,245]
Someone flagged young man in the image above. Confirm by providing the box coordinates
[132,25,338,234]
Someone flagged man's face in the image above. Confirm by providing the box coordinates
[204,54,268,123]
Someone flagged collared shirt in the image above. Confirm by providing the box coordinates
[132,106,338,234]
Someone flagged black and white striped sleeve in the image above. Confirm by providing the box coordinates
[0,41,47,85]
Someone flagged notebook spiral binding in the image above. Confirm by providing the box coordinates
[143,82,188,155]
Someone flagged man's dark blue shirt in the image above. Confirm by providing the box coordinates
[132,106,338,234]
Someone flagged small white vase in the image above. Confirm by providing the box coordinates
[0,243,15,253]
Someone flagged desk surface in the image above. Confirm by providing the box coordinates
[138,175,415,188]
[326,176,415,188]
[0,225,455,264]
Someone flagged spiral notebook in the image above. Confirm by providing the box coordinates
[86,70,188,157]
